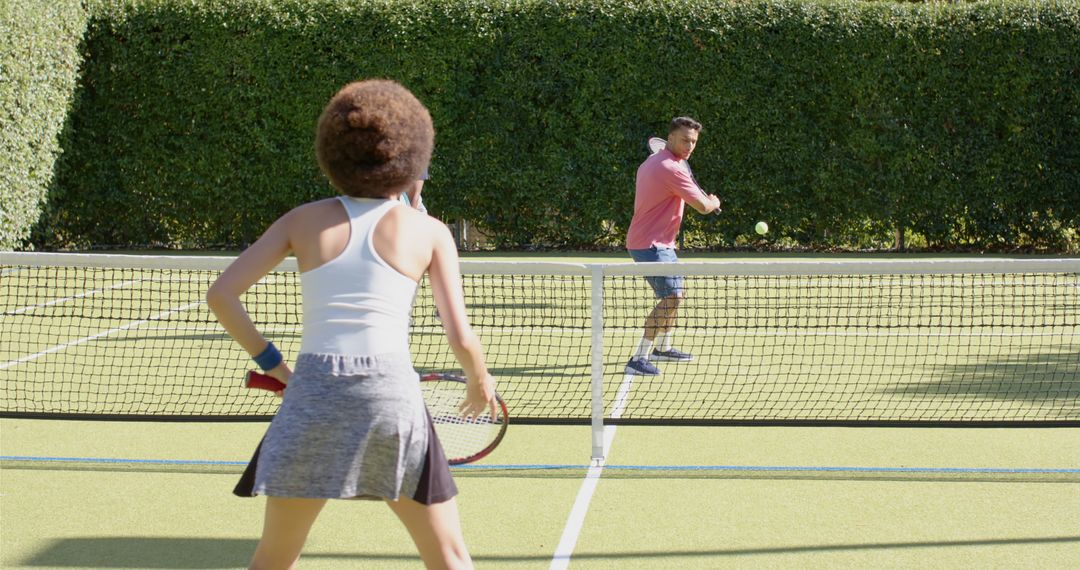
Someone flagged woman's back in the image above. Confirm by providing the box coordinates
[288,195,434,279]
[296,196,416,356]
[279,193,471,348]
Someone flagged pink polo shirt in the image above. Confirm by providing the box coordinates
[626,149,703,250]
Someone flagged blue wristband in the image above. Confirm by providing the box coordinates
[253,341,283,371]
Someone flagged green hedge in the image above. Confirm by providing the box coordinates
[26,0,1080,250]
[0,0,87,250]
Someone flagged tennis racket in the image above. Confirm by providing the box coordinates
[647,136,721,214]
[648,136,667,155]
[419,372,508,464]
[244,370,508,465]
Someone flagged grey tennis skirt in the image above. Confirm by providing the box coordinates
[233,353,457,504]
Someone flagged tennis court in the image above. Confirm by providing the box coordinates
[2,252,1080,568]
[7,0,1080,565]
[4,421,1079,568]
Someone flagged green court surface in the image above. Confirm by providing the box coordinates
[3,419,1079,568]
[3,252,1079,567]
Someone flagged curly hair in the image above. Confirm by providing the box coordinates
[315,80,434,198]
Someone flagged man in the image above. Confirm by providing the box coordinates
[624,117,722,376]
[400,169,429,213]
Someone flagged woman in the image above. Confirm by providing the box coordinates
[206,79,497,570]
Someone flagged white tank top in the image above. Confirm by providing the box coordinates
[299,197,417,355]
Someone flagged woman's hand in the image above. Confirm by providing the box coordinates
[265,363,292,398]
[459,373,498,421]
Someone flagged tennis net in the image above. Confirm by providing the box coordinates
[2,252,1078,427]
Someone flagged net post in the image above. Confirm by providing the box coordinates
[589,264,606,462]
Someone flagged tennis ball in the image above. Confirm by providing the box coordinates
[755,221,769,235]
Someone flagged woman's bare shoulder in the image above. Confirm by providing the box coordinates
[385,202,449,231]
[417,210,455,242]
[289,197,340,214]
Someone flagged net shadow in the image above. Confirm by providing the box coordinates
[21,537,256,568]
[886,351,1080,405]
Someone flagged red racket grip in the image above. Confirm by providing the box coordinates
[245,370,286,392]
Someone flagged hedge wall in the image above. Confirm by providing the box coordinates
[24,0,1080,250]
[0,0,86,250]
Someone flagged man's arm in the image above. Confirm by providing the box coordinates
[685,192,721,214]
[669,167,721,214]
[405,180,424,209]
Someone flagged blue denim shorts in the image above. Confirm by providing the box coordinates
[628,246,684,298]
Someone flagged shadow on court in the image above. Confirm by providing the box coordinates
[487,364,589,379]
[21,538,255,568]
[412,362,590,380]
[889,350,1080,405]
[97,331,298,343]
[21,535,1080,566]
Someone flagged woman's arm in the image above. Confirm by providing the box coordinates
[206,213,294,382]
[427,222,497,418]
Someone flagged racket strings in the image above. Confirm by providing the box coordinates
[422,384,505,461]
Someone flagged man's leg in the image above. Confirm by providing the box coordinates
[647,295,681,339]
[626,295,681,375]
[626,248,686,375]
[651,279,693,361]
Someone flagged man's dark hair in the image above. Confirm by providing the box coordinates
[668,116,703,133]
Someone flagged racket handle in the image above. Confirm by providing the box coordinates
[245,370,286,392]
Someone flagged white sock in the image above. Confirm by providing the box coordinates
[633,337,654,359]
[657,331,674,352]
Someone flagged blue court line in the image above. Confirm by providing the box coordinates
[601,465,1080,475]
[456,464,1080,474]
[0,455,247,466]
[2,456,1078,474]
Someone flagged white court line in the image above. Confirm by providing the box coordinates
[550,372,636,569]
[5,280,140,315]
[0,301,204,370]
